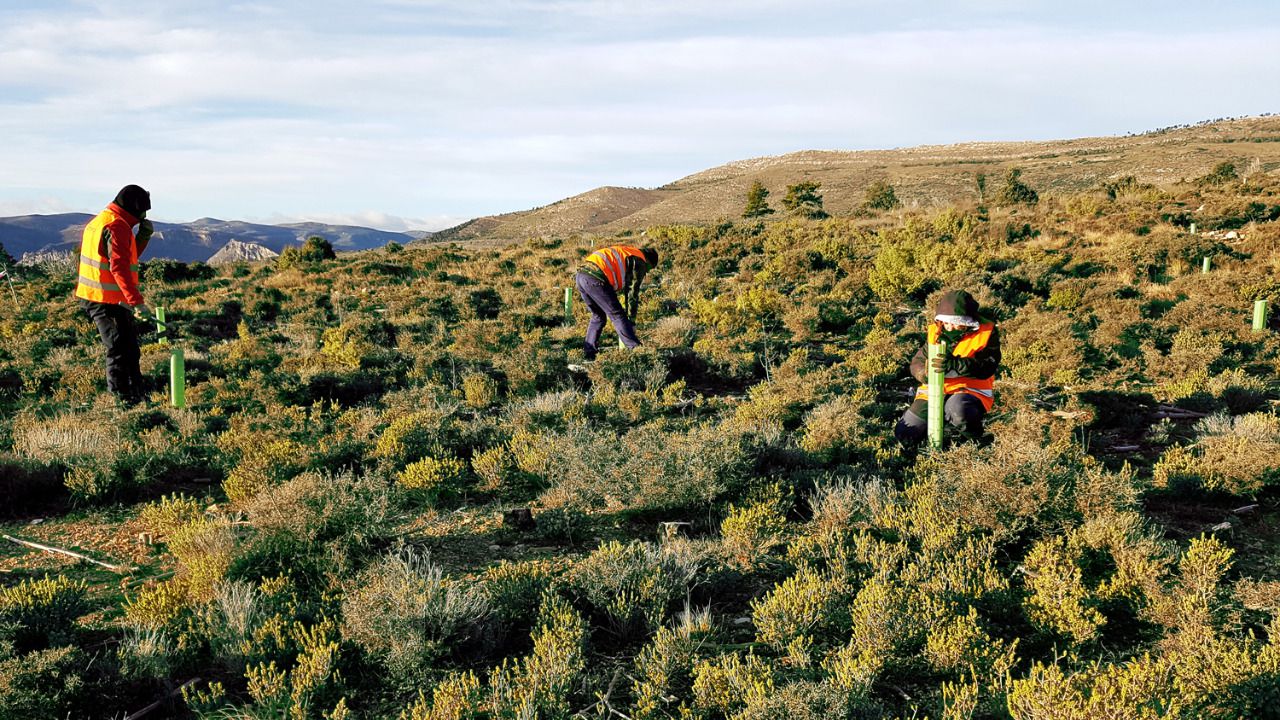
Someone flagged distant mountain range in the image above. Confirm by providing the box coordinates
[0,214,427,264]
[433,116,1280,245]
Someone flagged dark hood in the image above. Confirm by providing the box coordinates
[935,289,980,319]
[113,184,151,220]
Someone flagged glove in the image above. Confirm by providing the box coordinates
[131,302,153,321]
[930,355,952,374]
[136,219,154,243]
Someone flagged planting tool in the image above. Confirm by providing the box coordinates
[927,340,946,449]
[618,295,627,348]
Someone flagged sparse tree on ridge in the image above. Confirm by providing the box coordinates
[742,180,775,218]
[782,181,827,219]
[863,180,901,211]
[998,168,1038,206]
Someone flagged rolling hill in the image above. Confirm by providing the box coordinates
[432,116,1280,244]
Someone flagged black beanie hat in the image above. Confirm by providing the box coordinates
[114,185,151,220]
[642,248,659,266]
[934,289,980,323]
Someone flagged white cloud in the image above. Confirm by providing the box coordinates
[1,2,1278,224]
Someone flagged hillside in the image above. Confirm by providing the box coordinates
[1,129,1280,718]
[434,116,1280,244]
[0,215,416,264]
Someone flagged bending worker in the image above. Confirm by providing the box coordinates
[895,289,1001,445]
[75,185,155,406]
[574,242,659,360]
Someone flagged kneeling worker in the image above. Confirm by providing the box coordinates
[895,289,1000,445]
[574,242,659,360]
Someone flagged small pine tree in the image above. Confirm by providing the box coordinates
[782,181,827,219]
[998,168,1038,206]
[742,180,774,218]
[863,180,901,211]
[299,235,337,261]
[1197,161,1238,187]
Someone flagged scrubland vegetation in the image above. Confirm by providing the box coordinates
[2,161,1280,719]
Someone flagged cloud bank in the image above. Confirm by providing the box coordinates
[1,1,1277,230]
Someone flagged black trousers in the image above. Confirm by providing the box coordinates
[81,300,144,402]
[575,271,641,359]
[894,393,987,445]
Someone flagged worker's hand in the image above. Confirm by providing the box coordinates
[131,302,153,320]
[136,219,154,243]
[930,355,952,374]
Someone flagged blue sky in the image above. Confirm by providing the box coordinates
[1,1,1277,232]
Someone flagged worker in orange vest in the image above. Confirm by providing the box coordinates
[574,242,659,360]
[895,289,1001,445]
[75,185,154,405]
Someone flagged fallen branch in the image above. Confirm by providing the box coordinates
[124,677,201,720]
[2,534,129,572]
[1153,405,1211,419]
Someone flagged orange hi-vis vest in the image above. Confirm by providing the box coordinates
[75,203,143,306]
[915,321,997,411]
[585,245,648,292]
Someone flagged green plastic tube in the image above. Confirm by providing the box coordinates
[155,306,168,344]
[170,348,186,408]
[928,340,946,449]
[1202,257,1211,274]
[564,287,572,325]
[1254,300,1269,333]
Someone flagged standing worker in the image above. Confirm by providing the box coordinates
[574,241,659,360]
[895,289,1001,445]
[75,185,155,406]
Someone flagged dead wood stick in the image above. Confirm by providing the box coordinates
[124,677,201,720]
[2,534,128,572]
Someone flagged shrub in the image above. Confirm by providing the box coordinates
[168,518,237,601]
[461,372,500,408]
[571,540,696,637]
[632,607,713,719]
[863,180,901,211]
[123,580,191,631]
[0,575,90,651]
[398,454,469,502]
[489,592,588,719]
[1152,413,1280,494]
[483,560,554,627]
[139,492,205,539]
[751,567,850,666]
[341,549,490,683]
[720,500,789,570]
[0,646,87,719]
[999,167,1039,205]
[691,651,776,717]
[244,470,394,579]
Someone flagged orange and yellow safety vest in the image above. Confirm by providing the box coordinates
[75,203,143,306]
[584,245,648,292]
[914,321,997,411]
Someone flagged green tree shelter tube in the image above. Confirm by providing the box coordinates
[170,348,186,408]
[928,340,946,449]
[155,306,168,344]
[564,287,572,325]
[1254,300,1269,333]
